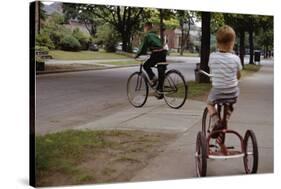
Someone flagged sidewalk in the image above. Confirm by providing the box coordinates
[130,60,273,180]
[72,60,273,180]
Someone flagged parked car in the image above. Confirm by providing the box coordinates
[132,47,139,53]
[89,43,99,51]
[116,42,123,51]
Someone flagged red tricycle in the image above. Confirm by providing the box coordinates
[195,70,259,177]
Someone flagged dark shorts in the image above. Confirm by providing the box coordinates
[207,86,239,105]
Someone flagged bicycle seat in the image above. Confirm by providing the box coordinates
[214,98,237,105]
[157,62,169,65]
[154,62,169,68]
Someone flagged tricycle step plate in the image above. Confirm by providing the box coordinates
[209,150,244,159]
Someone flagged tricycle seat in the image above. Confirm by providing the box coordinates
[214,97,237,105]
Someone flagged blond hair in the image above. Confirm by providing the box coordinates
[216,25,236,52]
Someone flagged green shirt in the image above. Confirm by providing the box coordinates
[136,31,162,57]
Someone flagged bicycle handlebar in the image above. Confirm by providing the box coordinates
[135,56,150,63]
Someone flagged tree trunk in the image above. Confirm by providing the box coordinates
[121,30,132,52]
[239,30,245,68]
[35,1,40,34]
[121,31,128,52]
[180,25,184,56]
[249,29,254,64]
[265,45,268,59]
[159,9,164,45]
[199,12,211,83]
[122,39,127,52]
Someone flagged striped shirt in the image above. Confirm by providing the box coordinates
[209,52,242,89]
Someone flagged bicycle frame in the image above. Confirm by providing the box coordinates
[207,103,245,159]
[136,58,169,92]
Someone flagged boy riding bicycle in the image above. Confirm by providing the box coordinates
[207,25,242,144]
[135,22,167,99]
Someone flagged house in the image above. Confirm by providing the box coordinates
[165,24,201,52]
[132,24,201,53]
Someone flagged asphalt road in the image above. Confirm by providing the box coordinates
[36,57,199,134]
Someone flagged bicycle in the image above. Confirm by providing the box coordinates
[127,57,188,109]
[195,70,259,177]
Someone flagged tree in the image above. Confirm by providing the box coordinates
[94,24,120,52]
[247,16,256,64]
[158,9,175,44]
[63,3,102,37]
[199,12,211,83]
[35,1,47,34]
[91,5,144,52]
[224,14,247,67]
[63,4,145,52]
[255,16,273,58]
[176,10,195,55]
[240,15,261,64]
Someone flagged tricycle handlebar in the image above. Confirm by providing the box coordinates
[199,70,213,77]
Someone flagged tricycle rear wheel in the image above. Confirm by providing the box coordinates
[243,130,259,174]
[195,131,207,177]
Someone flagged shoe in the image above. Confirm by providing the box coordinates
[152,91,164,99]
[211,122,225,138]
[155,93,164,100]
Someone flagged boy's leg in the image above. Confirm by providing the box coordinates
[208,103,227,154]
[207,104,220,130]
[157,65,167,91]
[156,50,167,91]
[207,104,216,116]
[143,54,158,80]
[226,104,234,120]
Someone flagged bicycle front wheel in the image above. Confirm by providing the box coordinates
[127,72,148,108]
[163,70,188,109]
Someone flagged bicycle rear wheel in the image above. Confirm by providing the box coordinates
[127,72,148,108]
[163,70,187,109]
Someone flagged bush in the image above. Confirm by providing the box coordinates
[49,30,64,49]
[36,32,55,49]
[60,35,81,51]
[35,45,49,52]
[72,28,90,50]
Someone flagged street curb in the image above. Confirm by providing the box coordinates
[36,60,189,75]
[36,64,139,75]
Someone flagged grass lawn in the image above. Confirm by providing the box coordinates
[99,60,139,66]
[241,64,261,77]
[169,52,199,57]
[183,64,261,101]
[36,129,176,187]
[44,64,104,72]
[187,81,212,101]
[49,50,130,60]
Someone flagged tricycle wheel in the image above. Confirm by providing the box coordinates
[243,130,259,174]
[195,131,207,177]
